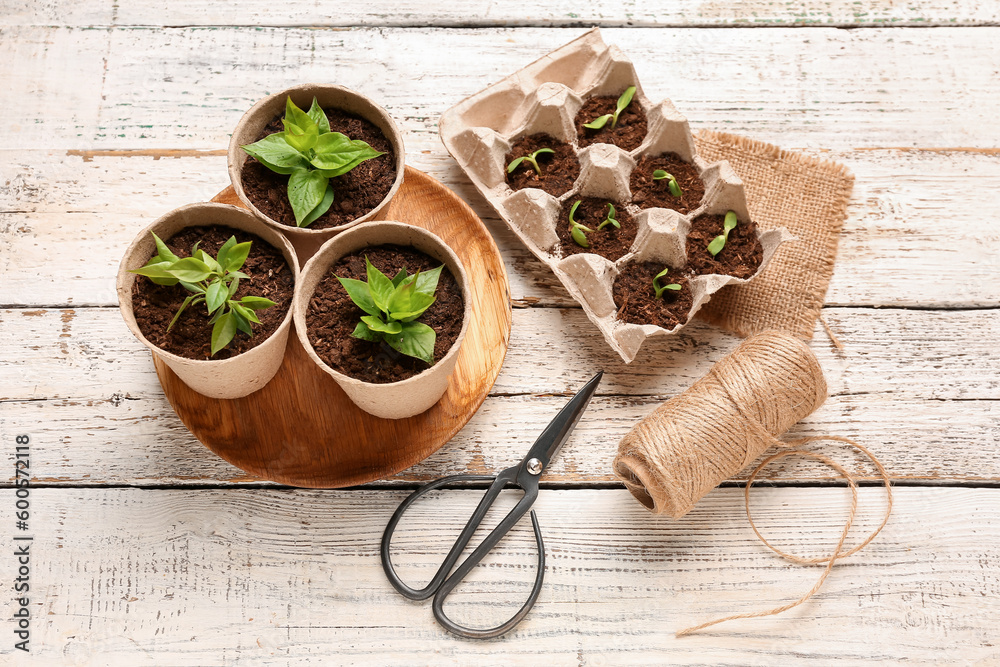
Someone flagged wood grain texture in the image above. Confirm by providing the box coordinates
[2,27,998,151]
[3,0,997,28]
[2,307,999,485]
[3,147,1000,309]
[149,168,511,487]
[2,487,996,665]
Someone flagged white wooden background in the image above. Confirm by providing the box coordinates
[2,1,999,664]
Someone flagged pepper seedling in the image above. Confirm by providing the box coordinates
[242,97,384,228]
[336,257,444,364]
[652,268,682,299]
[583,86,636,130]
[652,170,683,198]
[568,200,594,248]
[507,147,555,176]
[131,233,277,356]
[596,203,620,230]
[707,211,739,257]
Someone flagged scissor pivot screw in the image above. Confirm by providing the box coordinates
[526,458,543,475]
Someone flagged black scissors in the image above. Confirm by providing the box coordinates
[380,372,603,639]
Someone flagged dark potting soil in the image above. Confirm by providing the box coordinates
[613,261,694,330]
[241,108,397,230]
[504,133,580,197]
[630,153,705,215]
[557,197,637,262]
[306,245,464,384]
[575,93,648,151]
[685,213,764,279]
[131,225,293,360]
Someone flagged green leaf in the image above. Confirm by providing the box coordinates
[241,134,309,175]
[299,183,334,228]
[194,249,221,274]
[307,97,331,134]
[131,261,179,285]
[388,281,435,320]
[571,226,590,248]
[366,256,395,312]
[210,310,237,356]
[224,241,252,272]
[611,86,636,128]
[167,294,196,332]
[724,210,739,232]
[205,280,227,313]
[227,277,240,298]
[231,306,253,335]
[228,271,250,280]
[652,170,669,180]
[390,269,408,287]
[310,134,383,176]
[168,257,213,283]
[385,321,436,364]
[216,236,237,270]
[668,179,683,198]
[361,315,402,335]
[351,320,379,342]
[533,148,555,159]
[616,86,636,116]
[287,169,329,227]
[179,281,204,294]
[336,276,379,316]
[569,200,582,225]
[664,283,682,291]
[583,114,611,130]
[282,97,319,152]
[240,296,276,310]
[232,301,260,325]
[506,156,525,173]
[414,265,443,295]
[707,234,726,257]
[151,233,179,263]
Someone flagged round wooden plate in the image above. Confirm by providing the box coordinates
[153,167,512,487]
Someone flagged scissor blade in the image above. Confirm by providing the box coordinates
[522,371,603,471]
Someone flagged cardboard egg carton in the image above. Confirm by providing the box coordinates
[439,28,788,363]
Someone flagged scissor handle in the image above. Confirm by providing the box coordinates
[380,468,546,638]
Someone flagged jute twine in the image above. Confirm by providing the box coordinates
[612,330,892,636]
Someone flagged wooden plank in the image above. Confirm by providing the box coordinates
[5,487,996,664]
[2,388,998,486]
[3,307,998,402]
[2,0,996,28]
[2,307,998,485]
[3,146,1000,308]
[1,27,999,151]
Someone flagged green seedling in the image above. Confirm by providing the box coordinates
[507,147,555,176]
[652,268,682,299]
[336,257,444,364]
[131,233,277,356]
[652,170,683,198]
[567,200,593,248]
[596,203,620,230]
[707,211,739,257]
[583,86,636,130]
[242,96,385,228]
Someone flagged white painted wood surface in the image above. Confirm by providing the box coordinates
[3,487,997,666]
[1,3,998,664]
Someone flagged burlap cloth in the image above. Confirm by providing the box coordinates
[692,130,854,338]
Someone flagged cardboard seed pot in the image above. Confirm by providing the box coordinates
[294,222,471,420]
[440,28,789,363]
[117,202,299,399]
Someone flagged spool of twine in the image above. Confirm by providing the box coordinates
[612,329,892,635]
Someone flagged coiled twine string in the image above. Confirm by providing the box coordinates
[612,329,892,636]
